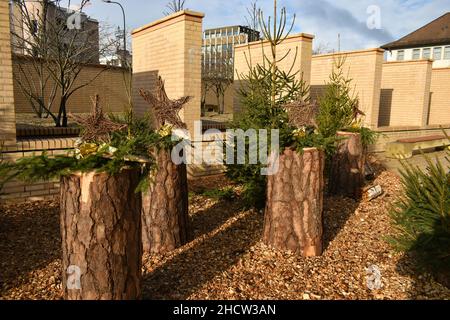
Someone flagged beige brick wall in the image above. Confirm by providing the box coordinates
[13,55,130,114]
[311,48,384,129]
[429,68,450,125]
[0,0,17,146]
[379,60,433,127]
[233,33,314,114]
[0,137,76,202]
[132,10,204,133]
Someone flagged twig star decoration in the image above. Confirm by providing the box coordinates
[283,99,319,128]
[139,76,191,129]
[70,95,127,143]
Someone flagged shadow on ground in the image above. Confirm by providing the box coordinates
[0,202,61,295]
[142,201,264,300]
[322,195,360,252]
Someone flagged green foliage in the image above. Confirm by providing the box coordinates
[0,113,179,193]
[389,147,450,278]
[345,125,381,149]
[316,56,360,139]
[226,1,334,209]
[199,187,237,201]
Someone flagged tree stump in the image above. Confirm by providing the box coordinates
[263,148,325,257]
[329,131,365,199]
[60,169,142,300]
[142,148,189,254]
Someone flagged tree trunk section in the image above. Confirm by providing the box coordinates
[60,169,142,300]
[142,148,189,254]
[263,148,325,257]
[329,132,365,199]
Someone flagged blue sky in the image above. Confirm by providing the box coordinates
[77,0,450,51]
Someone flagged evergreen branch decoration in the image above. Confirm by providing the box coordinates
[139,76,191,130]
[70,95,127,143]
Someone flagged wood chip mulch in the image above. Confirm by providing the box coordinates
[1,169,449,300]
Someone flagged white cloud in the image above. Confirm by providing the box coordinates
[80,0,449,51]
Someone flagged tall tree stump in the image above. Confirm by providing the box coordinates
[329,132,365,199]
[142,148,189,254]
[60,169,142,300]
[263,148,325,257]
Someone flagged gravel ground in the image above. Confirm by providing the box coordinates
[1,167,449,300]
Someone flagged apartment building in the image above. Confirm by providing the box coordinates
[10,0,100,64]
[202,25,260,114]
[202,25,260,76]
[382,12,450,68]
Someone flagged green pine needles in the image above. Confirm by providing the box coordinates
[389,141,450,283]
[316,56,379,148]
[0,115,179,194]
[226,0,335,208]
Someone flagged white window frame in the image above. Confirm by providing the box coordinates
[412,48,421,60]
[444,46,450,60]
[422,48,431,59]
[433,47,442,60]
[397,50,405,61]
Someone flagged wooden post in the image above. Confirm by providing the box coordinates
[329,132,365,199]
[263,148,325,257]
[60,168,142,300]
[141,148,189,254]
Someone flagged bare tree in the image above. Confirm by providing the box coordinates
[10,0,119,127]
[202,52,233,115]
[245,0,260,34]
[164,0,186,16]
[313,42,334,55]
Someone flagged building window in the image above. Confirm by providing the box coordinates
[412,49,421,60]
[30,20,38,35]
[433,47,442,60]
[422,48,431,59]
[444,46,450,60]
[397,50,405,61]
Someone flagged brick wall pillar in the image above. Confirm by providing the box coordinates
[0,0,16,146]
[233,33,314,115]
[132,10,204,134]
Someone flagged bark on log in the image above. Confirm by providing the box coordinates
[60,168,142,300]
[263,148,325,257]
[329,132,365,199]
[142,148,189,254]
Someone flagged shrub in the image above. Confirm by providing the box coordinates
[316,56,378,149]
[389,145,450,286]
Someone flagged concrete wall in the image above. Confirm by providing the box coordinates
[379,60,433,127]
[0,0,17,146]
[13,55,130,114]
[429,68,450,125]
[132,10,204,133]
[233,33,314,114]
[311,48,384,129]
